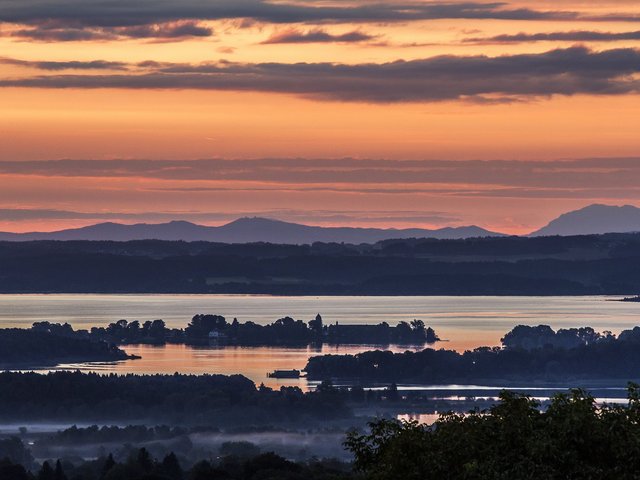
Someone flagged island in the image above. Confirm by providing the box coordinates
[304,324,640,383]
[31,313,440,347]
[0,328,137,368]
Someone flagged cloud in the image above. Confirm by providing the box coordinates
[115,21,213,38]
[8,21,214,42]
[1,47,639,103]
[10,27,117,41]
[0,0,584,28]
[465,30,640,44]
[0,209,132,221]
[269,211,461,225]
[0,208,459,226]
[262,28,375,44]
[150,185,640,200]
[0,208,256,223]
[0,57,128,71]
[0,208,240,222]
[1,158,640,192]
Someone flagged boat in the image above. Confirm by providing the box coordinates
[267,369,302,379]
[619,296,640,302]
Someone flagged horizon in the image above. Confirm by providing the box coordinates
[0,202,638,237]
[0,213,500,234]
[1,157,639,235]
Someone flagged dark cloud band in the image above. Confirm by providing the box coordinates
[8,21,214,42]
[0,208,458,225]
[0,57,128,70]
[1,47,639,103]
[1,158,639,191]
[466,30,640,44]
[261,28,375,44]
[0,1,581,27]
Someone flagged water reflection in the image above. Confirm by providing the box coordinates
[5,294,640,391]
[397,413,441,425]
[51,343,424,390]
[1,294,638,353]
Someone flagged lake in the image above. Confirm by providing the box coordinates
[2,294,638,390]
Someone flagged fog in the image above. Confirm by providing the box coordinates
[1,423,352,465]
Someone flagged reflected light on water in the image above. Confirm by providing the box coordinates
[397,413,441,425]
[3,294,639,390]
[50,343,424,390]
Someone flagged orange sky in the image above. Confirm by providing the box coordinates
[1,0,639,234]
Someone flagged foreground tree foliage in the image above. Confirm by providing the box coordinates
[346,384,640,479]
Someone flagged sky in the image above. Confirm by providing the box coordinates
[1,0,639,234]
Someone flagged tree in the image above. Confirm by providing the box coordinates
[220,441,260,459]
[188,460,216,480]
[0,437,34,468]
[243,453,300,479]
[136,448,154,474]
[0,459,29,480]
[309,314,323,337]
[149,320,166,339]
[186,315,227,338]
[159,453,182,480]
[54,460,67,480]
[395,321,412,342]
[101,454,116,479]
[410,319,425,334]
[38,461,55,480]
[385,383,399,402]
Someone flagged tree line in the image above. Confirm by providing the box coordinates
[0,445,352,480]
[3,233,640,295]
[30,314,438,347]
[0,371,350,425]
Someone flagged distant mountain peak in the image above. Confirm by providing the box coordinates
[568,204,637,214]
[437,225,486,233]
[530,204,640,237]
[226,216,290,226]
[166,220,198,226]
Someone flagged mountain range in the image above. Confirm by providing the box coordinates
[0,204,639,244]
[0,218,503,244]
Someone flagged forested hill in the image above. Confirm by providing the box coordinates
[1,233,640,294]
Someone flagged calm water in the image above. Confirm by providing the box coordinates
[2,294,639,389]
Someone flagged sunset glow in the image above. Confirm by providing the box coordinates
[1,0,640,233]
